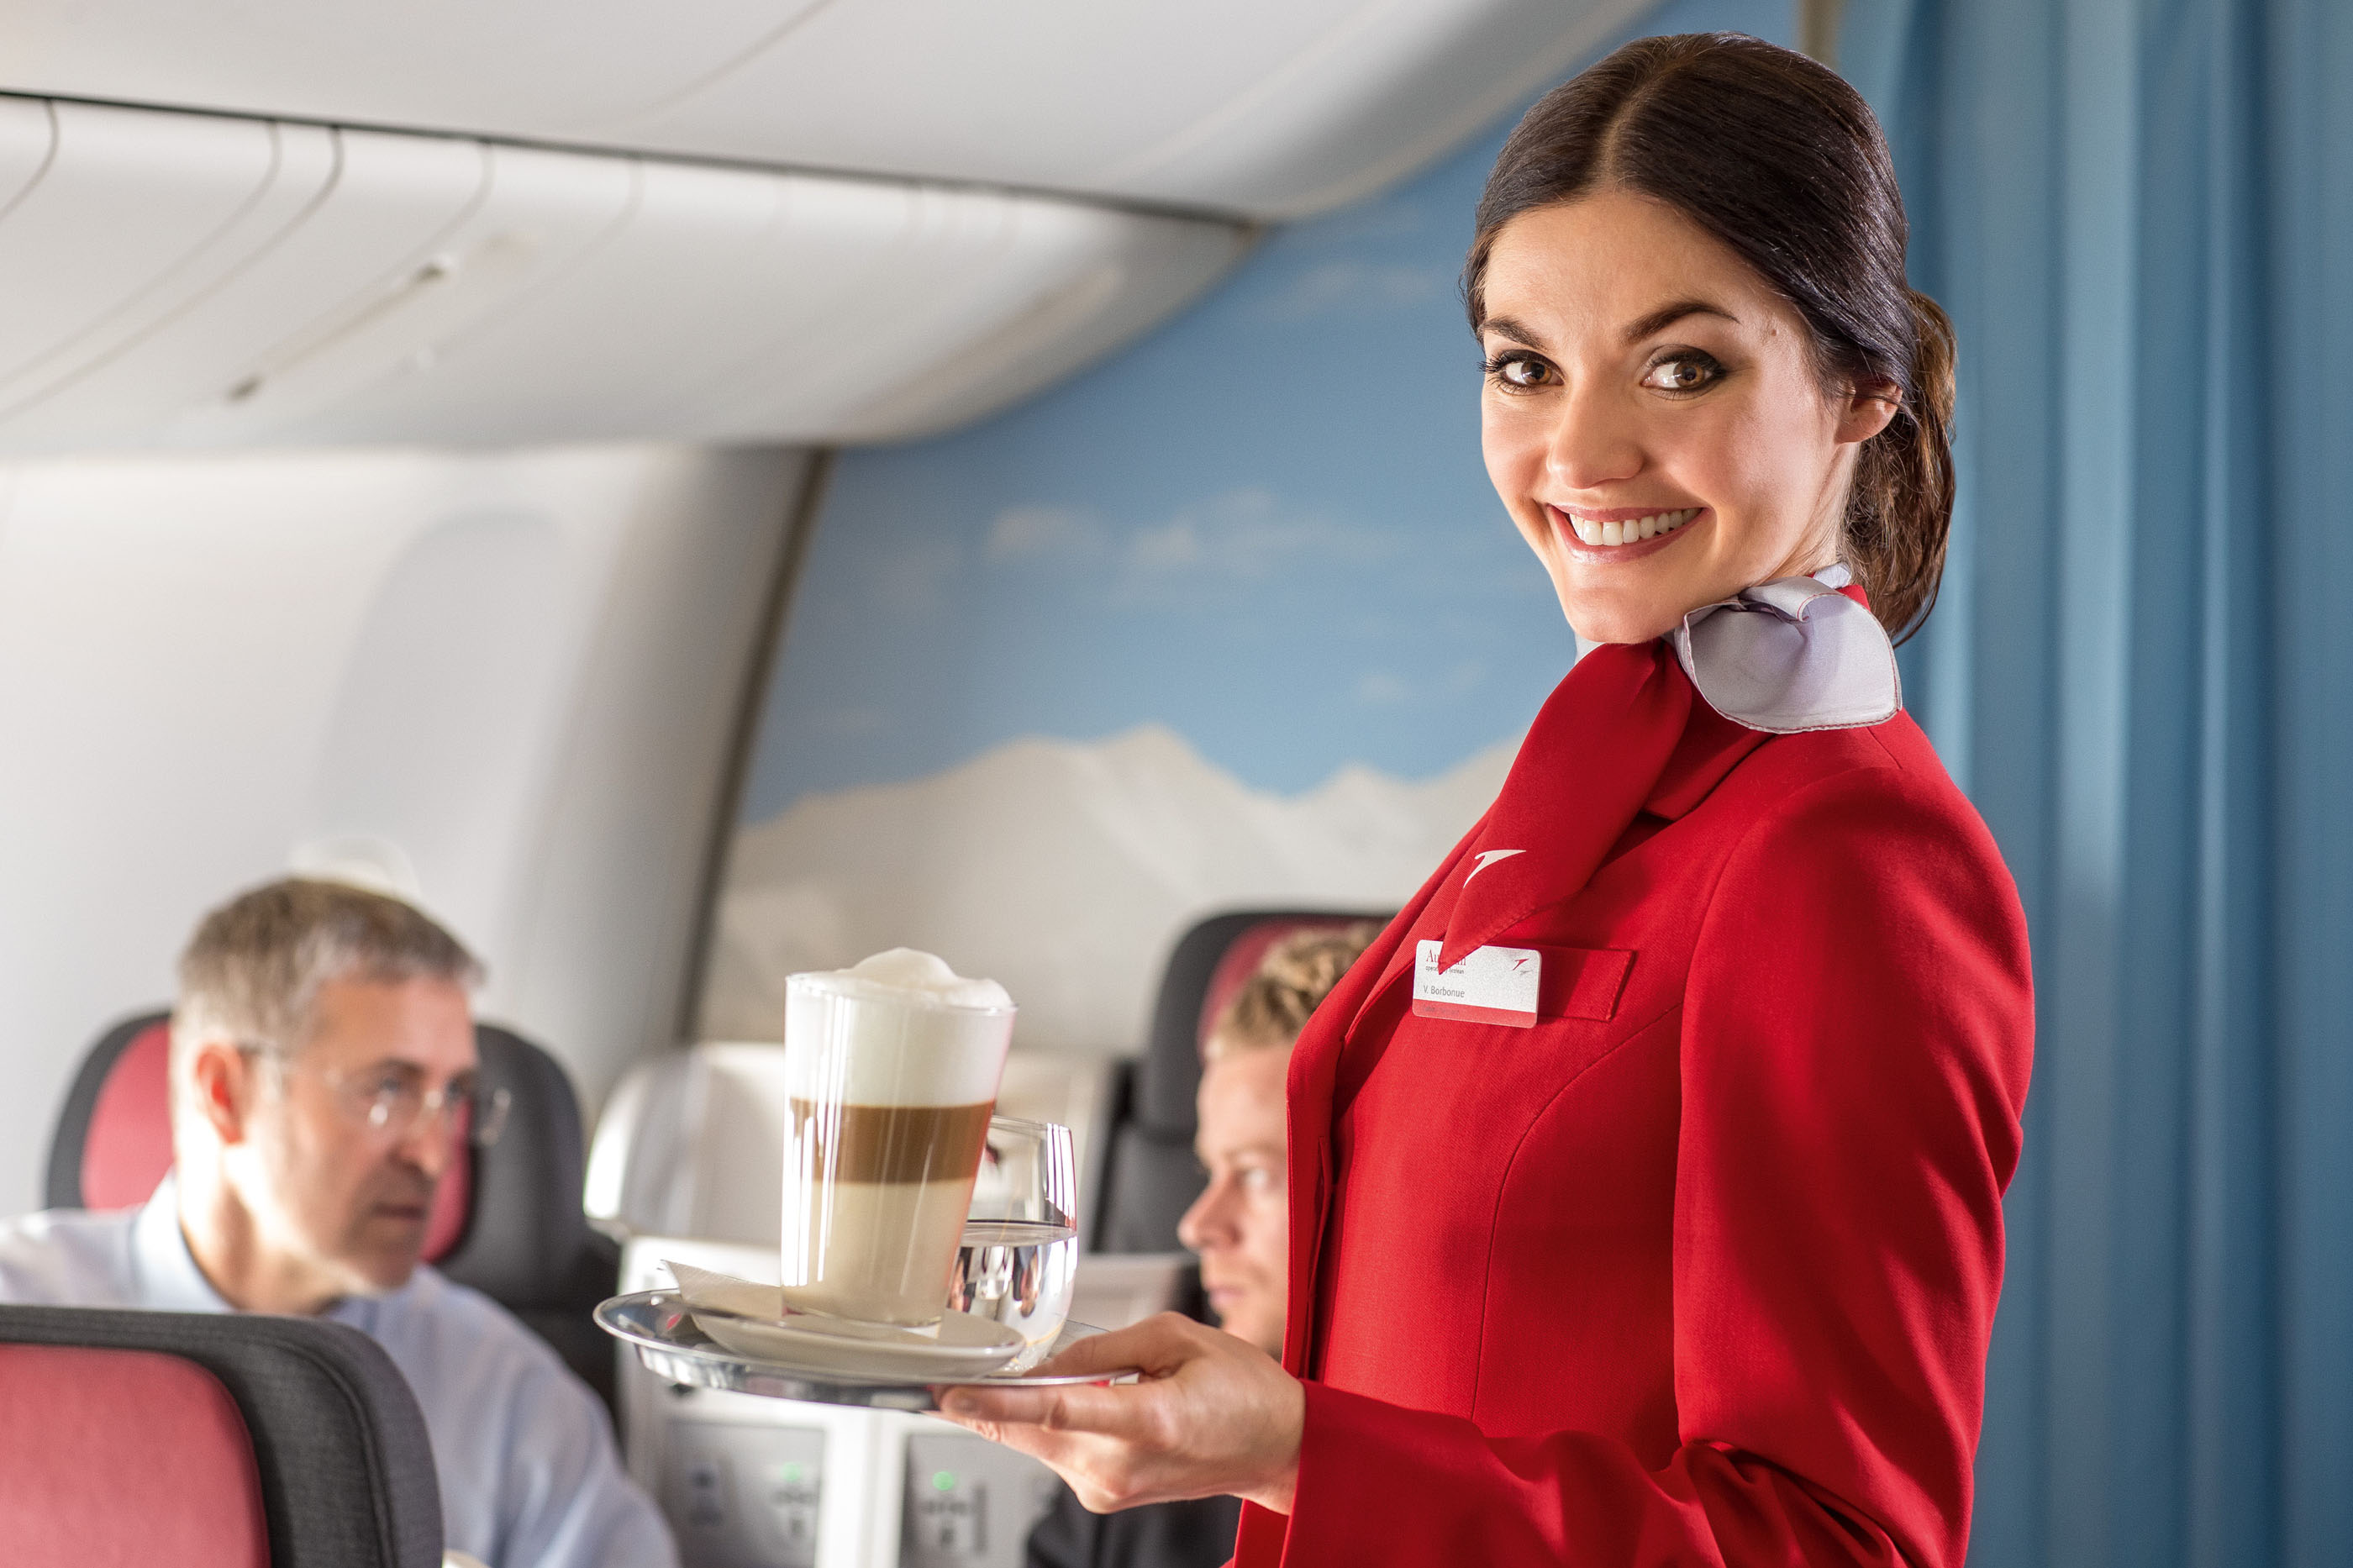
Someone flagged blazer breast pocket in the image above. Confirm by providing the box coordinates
[1529,944,1634,1022]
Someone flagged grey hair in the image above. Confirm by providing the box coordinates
[171,877,482,1076]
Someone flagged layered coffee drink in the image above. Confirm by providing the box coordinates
[779,949,1014,1326]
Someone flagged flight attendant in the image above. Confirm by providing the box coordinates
[941,33,2034,1568]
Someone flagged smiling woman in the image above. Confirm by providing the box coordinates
[937,34,2033,1568]
[1476,190,1906,644]
[1468,76,1952,645]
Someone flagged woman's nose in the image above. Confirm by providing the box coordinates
[1544,385,1644,492]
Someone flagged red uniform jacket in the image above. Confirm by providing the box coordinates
[1234,639,2034,1567]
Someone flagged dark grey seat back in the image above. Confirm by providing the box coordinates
[1092,909,1392,1255]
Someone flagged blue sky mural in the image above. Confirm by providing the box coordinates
[738,0,1792,823]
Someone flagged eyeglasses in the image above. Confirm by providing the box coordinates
[244,1045,512,1148]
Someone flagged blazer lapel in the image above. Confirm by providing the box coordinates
[1440,642,1693,967]
[1278,643,1781,1380]
[1645,692,1773,820]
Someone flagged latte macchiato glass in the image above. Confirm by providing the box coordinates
[779,950,1014,1327]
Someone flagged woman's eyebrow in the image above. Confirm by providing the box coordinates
[1623,298,1738,342]
[1479,315,1547,350]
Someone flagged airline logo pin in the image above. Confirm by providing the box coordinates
[1465,848,1525,881]
[1412,939,1541,1027]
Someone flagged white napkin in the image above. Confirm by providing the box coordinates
[661,1260,943,1343]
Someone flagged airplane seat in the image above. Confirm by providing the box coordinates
[1092,910,1393,1265]
[44,1012,622,1416]
[440,1024,624,1418]
[0,1302,442,1567]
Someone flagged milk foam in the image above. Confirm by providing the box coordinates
[811,947,1012,1011]
[782,949,1013,1107]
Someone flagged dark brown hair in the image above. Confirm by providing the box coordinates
[1466,32,1955,639]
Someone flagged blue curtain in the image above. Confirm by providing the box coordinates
[1841,1,2353,1563]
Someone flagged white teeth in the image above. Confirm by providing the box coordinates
[1561,507,1697,547]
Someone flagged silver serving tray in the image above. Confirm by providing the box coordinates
[596,1289,1138,1412]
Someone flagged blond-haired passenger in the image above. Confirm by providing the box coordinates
[1028,923,1377,1568]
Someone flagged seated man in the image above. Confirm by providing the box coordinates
[1027,923,1377,1568]
[0,877,674,1568]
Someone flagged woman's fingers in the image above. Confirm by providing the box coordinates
[932,1314,1203,1445]
[934,1380,1076,1430]
[931,1313,1303,1514]
[1035,1308,1204,1365]
[930,1313,1200,1427]
[938,1376,1148,1435]
[934,1384,1189,1510]
[1029,1313,1192,1378]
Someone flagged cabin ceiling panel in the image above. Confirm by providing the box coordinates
[0,0,1660,218]
[0,101,1247,453]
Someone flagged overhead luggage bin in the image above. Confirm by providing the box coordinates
[0,118,491,449]
[160,138,637,448]
[0,97,55,213]
[605,0,1663,217]
[670,185,1249,446]
[0,101,336,425]
[0,0,1658,218]
[0,99,1247,452]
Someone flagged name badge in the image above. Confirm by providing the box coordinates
[1412,940,1541,1028]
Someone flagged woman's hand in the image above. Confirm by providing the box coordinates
[932,1313,1303,1515]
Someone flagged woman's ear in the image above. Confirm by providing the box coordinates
[1837,378,1903,445]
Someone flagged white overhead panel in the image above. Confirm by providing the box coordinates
[0,99,1247,453]
[0,0,1661,218]
[0,101,337,429]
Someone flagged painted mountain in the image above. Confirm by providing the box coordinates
[700,723,1515,1053]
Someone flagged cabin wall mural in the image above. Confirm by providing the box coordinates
[701,0,1792,1055]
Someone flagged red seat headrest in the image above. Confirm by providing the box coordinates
[1195,917,1378,1052]
[75,1018,472,1261]
[0,1342,268,1568]
[78,1022,174,1212]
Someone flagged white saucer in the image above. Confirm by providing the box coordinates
[664,1260,1024,1381]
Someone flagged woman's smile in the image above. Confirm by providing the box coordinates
[1546,502,1706,562]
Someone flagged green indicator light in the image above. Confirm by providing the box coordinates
[779,1463,803,1483]
[932,1471,957,1492]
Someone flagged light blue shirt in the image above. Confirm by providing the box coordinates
[0,1178,676,1568]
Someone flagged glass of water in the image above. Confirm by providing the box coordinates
[947,1117,1077,1372]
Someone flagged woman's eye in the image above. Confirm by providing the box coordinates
[1640,353,1723,392]
[1239,1165,1278,1196]
[1483,352,1556,390]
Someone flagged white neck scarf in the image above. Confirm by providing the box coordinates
[1666,563,1903,734]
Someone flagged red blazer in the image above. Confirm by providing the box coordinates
[1235,645,2034,1567]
